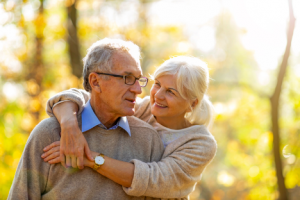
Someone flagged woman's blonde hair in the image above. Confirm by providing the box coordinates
[153,56,214,128]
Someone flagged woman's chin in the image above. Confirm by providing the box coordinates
[151,107,167,118]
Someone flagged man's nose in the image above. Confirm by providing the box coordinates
[130,79,142,94]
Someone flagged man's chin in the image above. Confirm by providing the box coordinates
[122,108,135,116]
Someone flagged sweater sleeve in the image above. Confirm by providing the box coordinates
[123,133,217,198]
[46,88,90,117]
[7,118,57,200]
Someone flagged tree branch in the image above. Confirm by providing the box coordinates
[270,0,296,199]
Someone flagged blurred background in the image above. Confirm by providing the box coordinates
[0,0,299,199]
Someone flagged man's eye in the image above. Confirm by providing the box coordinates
[127,75,136,82]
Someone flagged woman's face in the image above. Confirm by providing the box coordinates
[150,74,191,125]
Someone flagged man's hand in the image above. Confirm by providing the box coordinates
[42,141,61,164]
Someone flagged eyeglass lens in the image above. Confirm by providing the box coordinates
[125,75,147,87]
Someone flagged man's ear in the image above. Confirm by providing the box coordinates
[89,72,101,93]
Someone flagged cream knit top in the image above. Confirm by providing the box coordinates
[46,88,218,199]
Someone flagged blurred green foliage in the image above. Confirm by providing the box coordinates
[0,0,299,200]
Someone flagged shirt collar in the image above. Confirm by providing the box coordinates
[81,100,131,136]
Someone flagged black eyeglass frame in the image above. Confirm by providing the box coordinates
[95,72,148,87]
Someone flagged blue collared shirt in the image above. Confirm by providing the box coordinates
[81,100,131,136]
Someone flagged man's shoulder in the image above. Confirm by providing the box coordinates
[34,117,60,131]
[30,117,61,140]
[127,116,157,133]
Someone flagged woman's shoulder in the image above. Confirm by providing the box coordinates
[186,125,217,147]
[162,125,217,158]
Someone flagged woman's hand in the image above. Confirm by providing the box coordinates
[60,119,94,169]
[42,141,97,168]
[49,101,94,169]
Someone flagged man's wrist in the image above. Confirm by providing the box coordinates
[87,160,94,168]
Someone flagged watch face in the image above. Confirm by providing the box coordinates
[95,156,104,165]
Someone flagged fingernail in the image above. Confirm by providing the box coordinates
[41,154,45,158]
[43,147,47,151]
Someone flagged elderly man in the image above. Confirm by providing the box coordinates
[8,38,164,199]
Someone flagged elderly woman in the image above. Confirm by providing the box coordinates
[42,56,217,199]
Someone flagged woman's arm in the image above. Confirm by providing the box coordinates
[123,133,217,198]
[46,88,92,169]
[46,88,90,117]
[46,89,152,168]
[42,141,134,187]
[46,88,151,120]
[87,154,134,188]
[48,101,94,169]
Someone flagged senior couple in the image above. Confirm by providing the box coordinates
[8,38,217,199]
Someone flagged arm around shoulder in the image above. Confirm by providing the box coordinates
[123,132,217,198]
[46,88,90,117]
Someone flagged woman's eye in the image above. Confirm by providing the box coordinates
[168,90,174,95]
[155,82,160,87]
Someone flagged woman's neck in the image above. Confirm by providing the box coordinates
[155,116,191,130]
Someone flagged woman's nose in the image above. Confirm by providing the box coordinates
[155,88,165,100]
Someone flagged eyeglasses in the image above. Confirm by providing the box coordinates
[95,72,148,87]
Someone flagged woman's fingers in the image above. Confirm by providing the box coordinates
[71,155,77,168]
[77,146,84,169]
[84,142,94,161]
[66,155,72,167]
[60,142,67,168]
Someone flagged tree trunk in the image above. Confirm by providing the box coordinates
[270,0,296,199]
[66,0,82,78]
[26,0,45,121]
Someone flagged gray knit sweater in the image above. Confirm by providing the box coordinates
[8,115,164,200]
[46,88,217,199]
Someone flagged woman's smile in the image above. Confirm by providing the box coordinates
[154,102,167,108]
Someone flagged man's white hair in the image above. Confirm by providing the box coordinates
[82,38,141,92]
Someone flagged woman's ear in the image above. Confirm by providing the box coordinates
[89,72,101,93]
[192,99,199,108]
[187,99,198,113]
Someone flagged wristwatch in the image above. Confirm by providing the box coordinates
[93,153,105,171]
